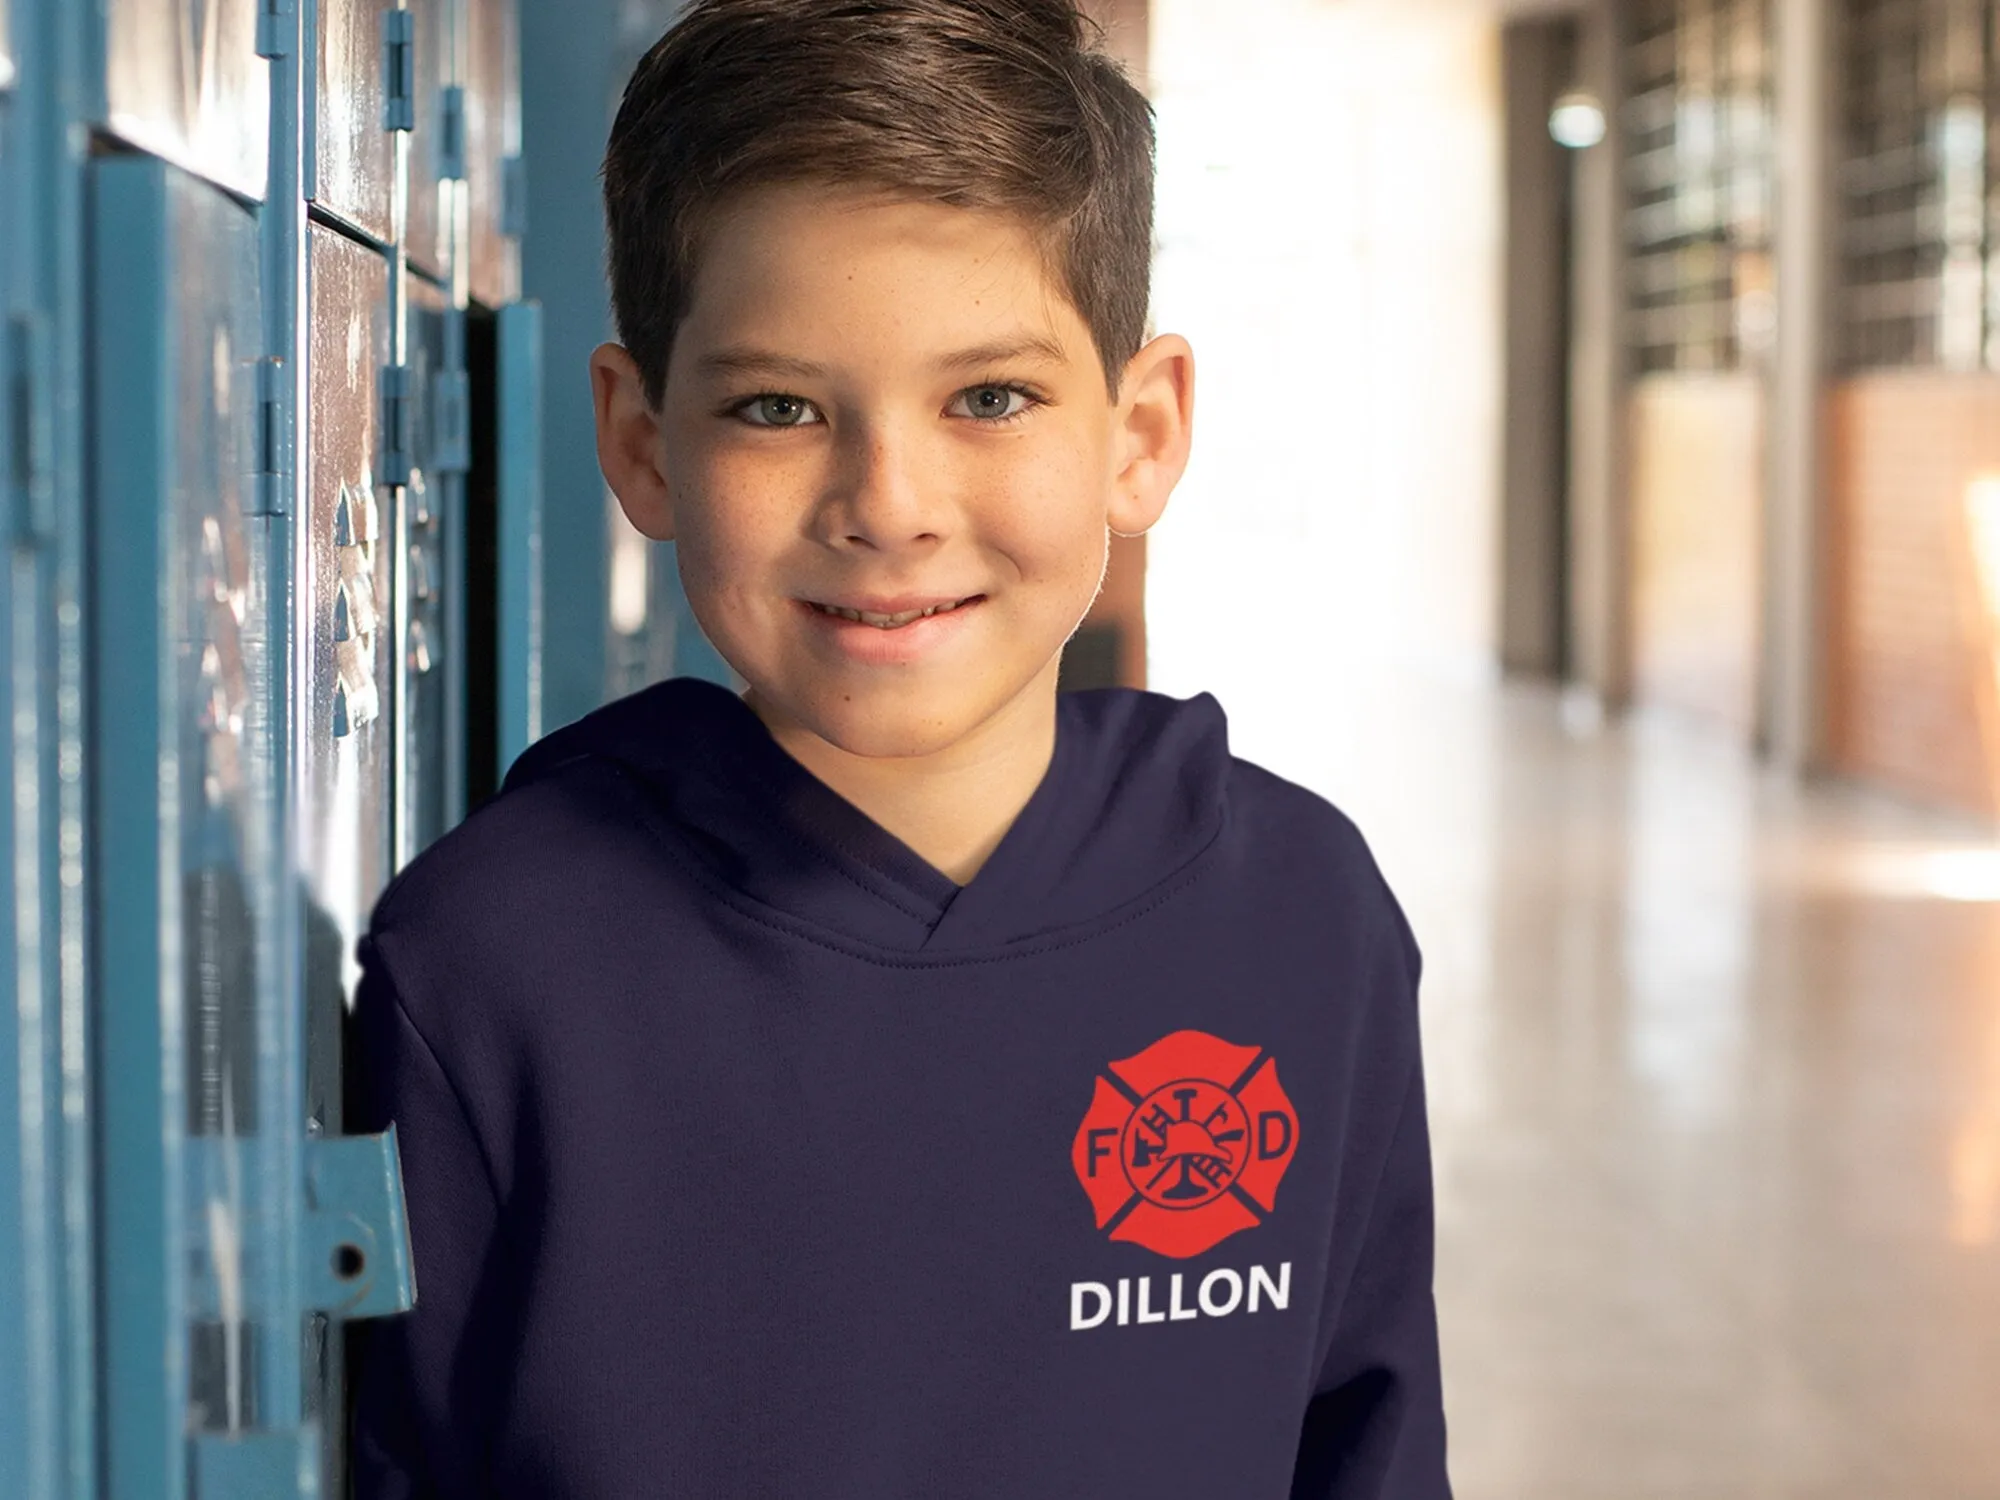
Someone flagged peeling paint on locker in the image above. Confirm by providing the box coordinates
[301,224,395,1040]
[466,0,522,309]
[311,0,397,244]
[102,0,268,201]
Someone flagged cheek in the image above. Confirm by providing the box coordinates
[978,445,1110,588]
[668,464,792,593]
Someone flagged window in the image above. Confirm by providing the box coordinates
[1623,0,1776,374]
[1839,0,2000,370]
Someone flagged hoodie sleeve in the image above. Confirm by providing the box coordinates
[1289,902,1452,1500]
[348,934,511,1500]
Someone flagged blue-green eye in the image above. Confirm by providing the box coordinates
[951,385,1035,421]
[736,394,821,427]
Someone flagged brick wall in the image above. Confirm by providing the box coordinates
[1828,375,2000,818]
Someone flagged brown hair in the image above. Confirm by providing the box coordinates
[601,0,1155,405]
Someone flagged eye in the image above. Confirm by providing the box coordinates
[949,384,1037,422]
[734,394,822,428]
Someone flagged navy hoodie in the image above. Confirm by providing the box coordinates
[349,676,1450,1499]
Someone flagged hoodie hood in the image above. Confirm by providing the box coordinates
[501,676,1230,957]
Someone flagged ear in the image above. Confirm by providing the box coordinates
[590,343,675,542]
[1106,333,1194,539]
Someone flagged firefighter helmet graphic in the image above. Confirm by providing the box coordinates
[1071,1030,1300,1259]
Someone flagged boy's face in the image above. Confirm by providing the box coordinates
[592,183,1193,762]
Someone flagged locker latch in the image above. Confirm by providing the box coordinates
[304,1126,416,1319]
[184,1127,415,1322]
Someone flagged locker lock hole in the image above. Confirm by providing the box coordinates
[333,1243,367,1281]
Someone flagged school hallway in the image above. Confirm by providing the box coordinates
[1213,664,2000,1500]
[1132,0,2000,1487]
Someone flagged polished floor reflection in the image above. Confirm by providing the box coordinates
[1263,671,2000,1500]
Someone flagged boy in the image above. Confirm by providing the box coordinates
[349,1,1451,1495]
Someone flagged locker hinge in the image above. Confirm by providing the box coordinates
[191,1430,313,1498]
[501,153,527,239]
[383,9,416,132]
[432,368,470,475]
[439,85,467,181]
[252,357,292,518]
[7,312,55,545]
[379,364,414,486]
[256,0,296,59]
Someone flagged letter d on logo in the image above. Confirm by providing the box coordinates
[1070,1281,1112,1331]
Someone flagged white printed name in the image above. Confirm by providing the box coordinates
[1069,1262,1291,1331]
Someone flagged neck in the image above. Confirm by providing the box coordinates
[744,666,1059,886]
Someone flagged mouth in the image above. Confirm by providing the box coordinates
[803,594,985,630]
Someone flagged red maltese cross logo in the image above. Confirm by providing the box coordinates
[1070,1030,1300,1259]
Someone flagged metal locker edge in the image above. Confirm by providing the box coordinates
[4,0,101,1494]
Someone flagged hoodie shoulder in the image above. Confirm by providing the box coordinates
[368,758,636,955]
[1224,753,1409,926]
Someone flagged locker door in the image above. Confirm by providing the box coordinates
[300,224,396,1123]
[465,0,521,309]
[311,0,397,244]
[0,27,23,1497]
[401,273,457,859]
[7,4,101,1495]
[300,224,402,1500]
[406,0,456,285]
[90,153,284,1499]
[101,0,267,201]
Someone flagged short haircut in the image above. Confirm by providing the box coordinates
[601,0,1156,405]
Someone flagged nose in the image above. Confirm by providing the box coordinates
[814,417,948,553]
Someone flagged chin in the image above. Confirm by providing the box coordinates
[791,682,991,761]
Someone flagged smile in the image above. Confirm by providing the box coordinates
[807,596,982,629]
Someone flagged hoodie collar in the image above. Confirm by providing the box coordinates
[503,677,1228,957]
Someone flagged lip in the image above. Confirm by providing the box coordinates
[794,593,985,665]
[804,593,983,615]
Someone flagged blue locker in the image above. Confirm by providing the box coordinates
[1,25,25,1499]
[6,0,103,1495]
[401,272,459,860]
[405,0,456,286]
[466,0,521,310]
[100,0,267,201]
[311,0,398,245]
[300,222,415,1500]
[90,152,285,1500]
[301,223,396,1074]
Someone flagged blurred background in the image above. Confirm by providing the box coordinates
[3,0,1998,1496]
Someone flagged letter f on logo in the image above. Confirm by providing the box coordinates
[1085,1128,1118,1178]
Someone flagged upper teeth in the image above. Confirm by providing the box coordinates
[813,598,972,629]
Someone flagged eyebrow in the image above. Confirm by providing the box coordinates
[930,334,1071,372]
[695,349,829,382]
[694,333,1071,384]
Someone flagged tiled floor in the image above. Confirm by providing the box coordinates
[1261,670,2000,1500]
